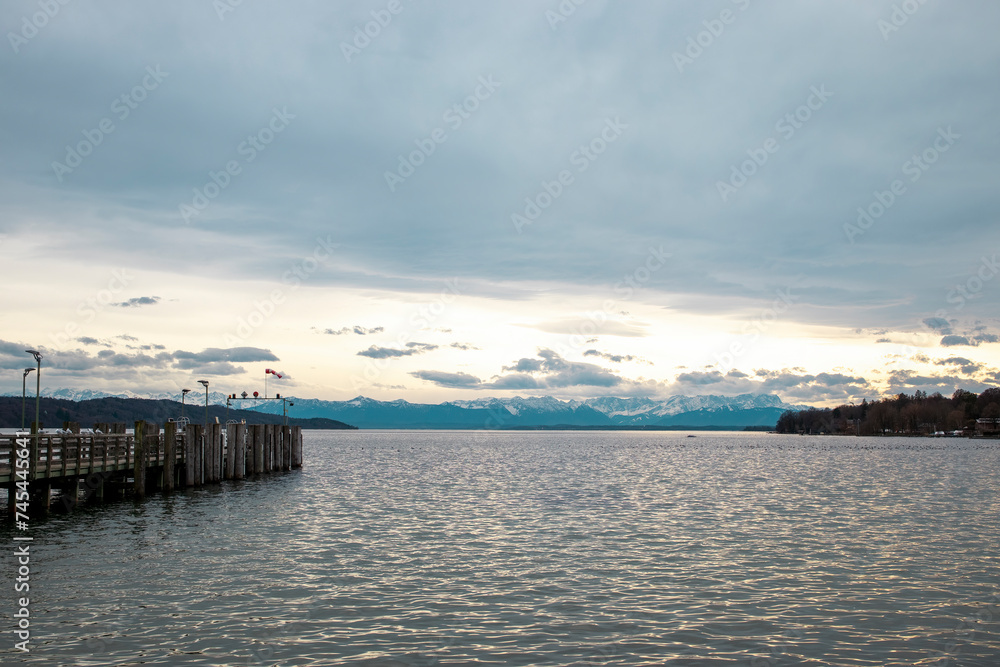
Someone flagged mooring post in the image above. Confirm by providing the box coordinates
[164,421,176,492]
[224,423,233,480]
[196,425,205,486]
[184,425,195,487]
[205,424,213,483]
[244,424,254,475]
[233,423,245,479]
[133,421,146,499]
[267,425,276,472]
[213,423,222,482]
[285,426,292,470]
[253,424,264,474]
[290,426,302,468]
[206,423,213,483]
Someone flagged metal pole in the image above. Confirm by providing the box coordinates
[21,369,32,431]
[25,350,42,475]
[34,358,40,434]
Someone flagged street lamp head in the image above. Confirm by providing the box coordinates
[198,380,209,388]
[25,349,43,363]
[182,388,191,395]
[23,368,36,378]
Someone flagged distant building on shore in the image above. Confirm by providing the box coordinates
[975,417,1000,435]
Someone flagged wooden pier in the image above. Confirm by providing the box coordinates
[1,421,303,515]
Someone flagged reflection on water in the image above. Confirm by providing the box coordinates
[3,431,1000,665]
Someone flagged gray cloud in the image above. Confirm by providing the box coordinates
[935,356,984,375]
[357,343,438,359]
[113,296,161,308]
[0,339,277,381]
[4,3,1000,402]
[941,335,972,347]
[323,326,385,335]
[583,349,650,364]
[409,371,481,389]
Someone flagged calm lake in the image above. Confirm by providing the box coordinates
[4,430,1000,665]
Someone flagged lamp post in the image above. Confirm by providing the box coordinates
[25,350,42,432]
[25,350,42,476]
[181,388,191,423]
[198,380,209,430]
[21,368,36,431]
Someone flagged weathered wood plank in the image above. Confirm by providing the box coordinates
[164,421,176,492]
[212,423,222,482]
[133,421,146,498]
[184,425,195,487]
[292,426,303,468]
[253,424,264,474]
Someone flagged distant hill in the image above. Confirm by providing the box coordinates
[165,393,807,429]
[3,392,809,430]
[0,396,356,430]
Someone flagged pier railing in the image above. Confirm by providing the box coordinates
[2,422,303,512]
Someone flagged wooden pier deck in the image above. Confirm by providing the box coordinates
[2,421,302,515]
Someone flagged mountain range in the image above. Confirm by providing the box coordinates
[13,390,811,429]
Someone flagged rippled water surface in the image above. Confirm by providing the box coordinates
[4,430,1000,665]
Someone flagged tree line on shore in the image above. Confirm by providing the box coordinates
[775,388,1000,435]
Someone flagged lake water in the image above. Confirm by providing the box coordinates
[4,430,1000,665]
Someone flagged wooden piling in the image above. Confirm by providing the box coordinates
[212,423,222,482]
[164,422,176,492]
[292,426,302,468]
[253,424,264,474]
[204,423,211,485]
[224,424,234,480]
[245,424,254,475]
[133,421,146,499]
[235,423,245,480]
[3,422,305,521]
[184,425,196,487]
[271,425,278,472]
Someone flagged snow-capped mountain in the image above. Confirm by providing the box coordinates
[7,390,810,429]
[37,388,235,405]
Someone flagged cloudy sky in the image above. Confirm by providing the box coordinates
[2,0,999,407]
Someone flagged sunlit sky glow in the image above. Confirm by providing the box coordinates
[2,1,999,407]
